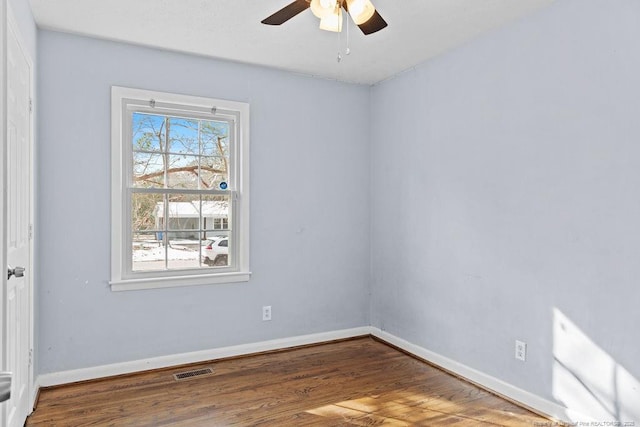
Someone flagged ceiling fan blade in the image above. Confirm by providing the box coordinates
[261,0,310,25]
[356,9,387,35]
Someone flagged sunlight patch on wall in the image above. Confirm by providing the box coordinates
[553,308,640,424]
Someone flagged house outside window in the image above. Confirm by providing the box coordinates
[110,87,250,291]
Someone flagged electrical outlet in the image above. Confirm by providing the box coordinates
[262,306,272,321]
[515,340,527,361]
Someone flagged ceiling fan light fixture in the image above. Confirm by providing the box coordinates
[346,0,376,25]
[319,7,343,32]
[261,0,387,36]
[310,0,337,19]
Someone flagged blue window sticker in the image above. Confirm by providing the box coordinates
[219,181,228,190]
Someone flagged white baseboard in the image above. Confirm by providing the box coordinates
[35,325,575,423]
[30,376,40,412]
[370,328,572,423]
[37,326,371,388]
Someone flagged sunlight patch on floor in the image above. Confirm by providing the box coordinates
[305,390,536,426]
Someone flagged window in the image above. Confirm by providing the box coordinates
[110,87,250,291]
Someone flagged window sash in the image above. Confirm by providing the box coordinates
[124,189,238,278]
[126,107,237,191]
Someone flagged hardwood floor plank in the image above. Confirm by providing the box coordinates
[27,337,552,426]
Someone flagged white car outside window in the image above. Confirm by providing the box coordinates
[202,238,229,266]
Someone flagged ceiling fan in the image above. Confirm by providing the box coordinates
[262,0,387,35]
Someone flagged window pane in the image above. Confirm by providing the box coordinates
[132,193,164,232]
[166,232,201,270]
[201,121,230,157]
[166,194,200,235]
[202,195,230,231]
[132,113,165,152]
[133,152,165,188]
[201,156,228,190]
[202,194,230,268]
[132,191,165,272]
[201,237,230,268]
[168,117,199,155]
[132,240,166,272]
[167,154,199,189]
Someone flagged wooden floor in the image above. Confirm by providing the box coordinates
[27,337,551,426]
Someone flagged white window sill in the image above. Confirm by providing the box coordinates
[110,271,251,292]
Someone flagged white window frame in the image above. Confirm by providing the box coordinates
[110,86,250,291]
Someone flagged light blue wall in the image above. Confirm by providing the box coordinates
[35,0,640,420]
[370,0,640,413]
[36,31,371,373]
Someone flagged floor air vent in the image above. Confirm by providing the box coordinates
[173,367,214,381]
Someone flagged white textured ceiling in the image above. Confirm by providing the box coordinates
[28,0,554,85]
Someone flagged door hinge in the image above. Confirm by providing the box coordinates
[28,224,33,240]
[29,98,33,113]
[29,349,33,367]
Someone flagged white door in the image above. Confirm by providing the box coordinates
[4,13,33,427]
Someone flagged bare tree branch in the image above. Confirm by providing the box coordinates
[216,136,228,173]
[135,165,226,187]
